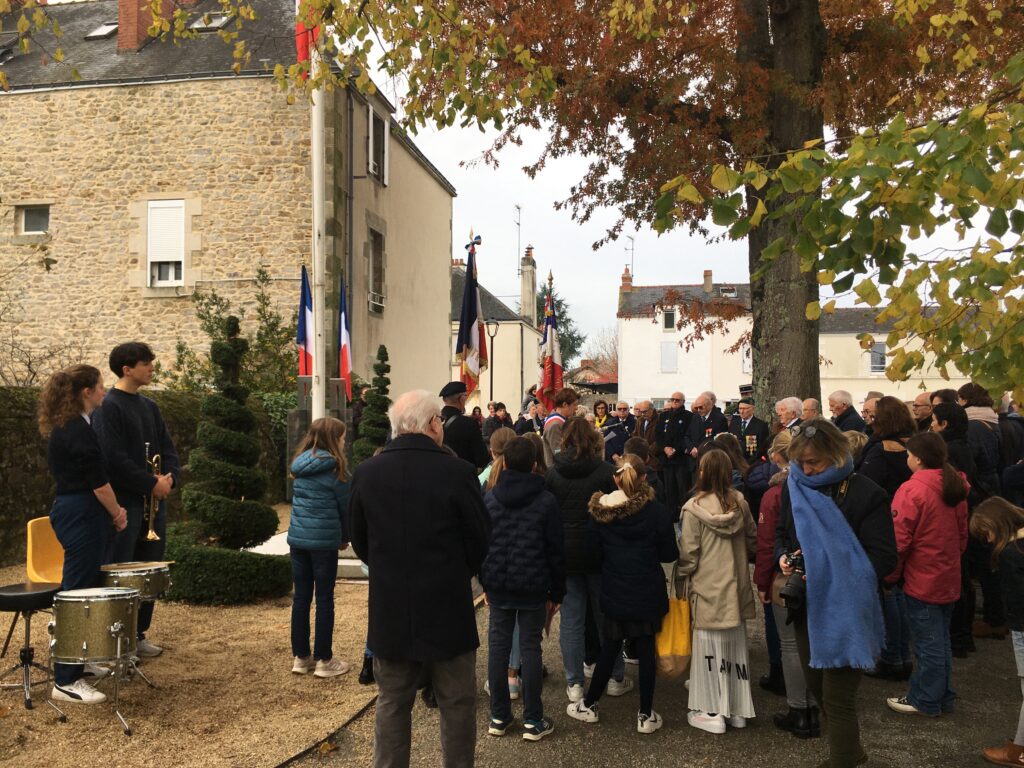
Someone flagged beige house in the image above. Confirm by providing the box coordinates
[616,267,970,409]
[0,0,454,397]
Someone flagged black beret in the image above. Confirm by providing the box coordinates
[439,381,468,398]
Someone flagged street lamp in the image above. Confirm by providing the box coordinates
[485,320,499,402]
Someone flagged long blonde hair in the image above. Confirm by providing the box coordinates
[486,427,517,491]
[614,454,647,498]
[292,417,348,481]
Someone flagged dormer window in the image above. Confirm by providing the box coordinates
[719,286,738,298]
[85,22,119,40]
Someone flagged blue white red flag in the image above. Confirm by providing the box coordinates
[337,273,353,400]
[297,265,314,376]
[537,287,563,410]
[455,234,488,395]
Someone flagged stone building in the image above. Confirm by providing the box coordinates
[0,0,455,397]
[616,267,971,410]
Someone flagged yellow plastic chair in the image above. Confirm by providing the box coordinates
[26,517,64,584]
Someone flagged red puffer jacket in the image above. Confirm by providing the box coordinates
[754,484,783,597]
[887,469,968,604]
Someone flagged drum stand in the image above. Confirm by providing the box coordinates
[121,655,156,689]
[0,610,66,722]
[110,624,132,736]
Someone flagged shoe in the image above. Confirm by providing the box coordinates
[865,661,905,681]
[773,707,820,738]
[82,662,111,680]
[566,699,599,723]
[687,710,726,734]
[983,740,1024,766]
[314,658,350,678]
[759,665,786,696]
[52,680,107,704]
[886,696,938,716]
[726,715,747,728]
[606,677,634,697]
[623,652,639,665]
[488,716,514,737]
[566,683,585,702]
[358,654,375,685]
[584,662,595,679]
[522,717,555,741]
[292,655,315,674]
[974,620,1009,639]
[637,710,663,734]
[508,676,521,701]
[136,638,163,658]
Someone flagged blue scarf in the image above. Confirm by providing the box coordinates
[787,458,884,669]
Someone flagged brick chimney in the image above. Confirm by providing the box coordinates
[118,0,177,53]
[520,245,537,326]
[451,257,466,268]
[703,269,713,294]
[620,265,633,292]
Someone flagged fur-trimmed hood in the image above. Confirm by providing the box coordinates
[588,483,656,524]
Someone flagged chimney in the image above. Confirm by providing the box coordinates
[620,264,633,292]
[520,245,537,327]
[703,269,713,294]
[451,257,466,268]
[118,0,176,53]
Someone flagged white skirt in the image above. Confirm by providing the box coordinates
[688,625,755,719]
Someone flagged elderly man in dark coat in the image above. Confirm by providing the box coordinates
[439,380,489,470]
[350,389,491,768]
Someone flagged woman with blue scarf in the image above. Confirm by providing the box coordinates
[774,418,897,768]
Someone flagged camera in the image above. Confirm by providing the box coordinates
[779,551,806,612]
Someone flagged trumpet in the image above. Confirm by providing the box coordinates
[144,442,162,542]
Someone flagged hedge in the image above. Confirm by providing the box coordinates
[183,488,279,550]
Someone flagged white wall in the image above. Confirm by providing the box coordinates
[451,320,543,415]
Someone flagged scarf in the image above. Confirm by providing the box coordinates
[595,414,607,430]
[787,458,884,669]
[965,405,999,426]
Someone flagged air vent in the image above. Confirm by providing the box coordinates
[189,13,231,32]
[85,21,119,40]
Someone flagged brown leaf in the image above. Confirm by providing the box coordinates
[318,742,338,754]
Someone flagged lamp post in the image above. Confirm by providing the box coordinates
[485,320,499,402]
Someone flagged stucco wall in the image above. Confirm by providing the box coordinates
[450,319,543,414]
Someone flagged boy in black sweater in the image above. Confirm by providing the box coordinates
[94,342,180,657]
[480,437,565,742]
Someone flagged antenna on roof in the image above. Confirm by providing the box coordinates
[625,235,635,276]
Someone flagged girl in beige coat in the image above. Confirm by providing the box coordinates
[677,450,757,734]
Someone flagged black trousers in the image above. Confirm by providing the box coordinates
[662,462,691,516]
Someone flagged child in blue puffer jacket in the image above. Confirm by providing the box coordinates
[288,417,350,678]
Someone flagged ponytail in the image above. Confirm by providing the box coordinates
[907,431,967,506]
[486,454,506,491]
[615,454,646,498]
[940,461,968,507]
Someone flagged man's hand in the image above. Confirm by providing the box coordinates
[152,473,174,500]
[111,506,128,532]
[664,446,675,457]
[689,448,698,458]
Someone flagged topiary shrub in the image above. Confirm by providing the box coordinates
[352,345,392,465]
[169,315,284,604]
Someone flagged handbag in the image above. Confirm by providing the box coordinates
[656,564,692,678]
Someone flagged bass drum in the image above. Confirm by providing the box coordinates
[49,587,139,663]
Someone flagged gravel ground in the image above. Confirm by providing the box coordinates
[298,602,1021,768]
[0,557,376,768]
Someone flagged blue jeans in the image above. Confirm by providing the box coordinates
[290,548,338,660]
[880,589,911,667]
[50,493,113,685]
[905,594,955,715]
[560,574,623,685]
[488,604,546,722]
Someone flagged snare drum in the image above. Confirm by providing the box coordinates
[49,587,139,663]
[101,562,172,601]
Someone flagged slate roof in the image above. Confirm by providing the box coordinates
[618,282,896,333]
[450,267,524,323]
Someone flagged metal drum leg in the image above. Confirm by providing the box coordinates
[112,627,131,736]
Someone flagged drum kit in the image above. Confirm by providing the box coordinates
[46,561,171,736]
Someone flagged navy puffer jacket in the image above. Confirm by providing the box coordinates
[288,450,349,550]
[480,470,566,605]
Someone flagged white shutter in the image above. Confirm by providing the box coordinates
[660,341,678,373]
[382,117,389,186]
[147,200,185,287]
[367,104,376,176]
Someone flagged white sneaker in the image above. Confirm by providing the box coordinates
[52,679,107,704]
[292,656,315,674]
[82,662,111,680]
[637,710,663,734]
[726,715,748,728]
[314,658,351,678]
[606,677,634,697]
[687,710,726,734]
[136,638,163,658]
[584,662,595,679]
[566,699,599,723]
[566,683,585,702]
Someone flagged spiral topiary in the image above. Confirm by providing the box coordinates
[168,315,285,604]
[352,344,392,465]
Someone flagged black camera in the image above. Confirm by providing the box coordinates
[779,551,806,612]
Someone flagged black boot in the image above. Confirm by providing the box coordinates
[358,654,374,685]
[773,706,820,739]
[759,664,786,696]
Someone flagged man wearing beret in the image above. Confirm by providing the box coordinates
[440,381,490,470]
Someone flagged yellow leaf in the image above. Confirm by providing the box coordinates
[854,279,882,307]
[710,164,741,193]
[969,103,988,119]
[16,13,30,35]
[0,72,8,92]
[805,301,822,321]
[675,183,703,204]
[802,137,823,149]
[318,742,338,754]
[823,299,837,314]
[817,269,836,285]
[749,198,767,227]
[858,333,876,350]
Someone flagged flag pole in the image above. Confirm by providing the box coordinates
[310,42,327,420]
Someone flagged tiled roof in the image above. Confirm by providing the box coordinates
[451,267,525,323]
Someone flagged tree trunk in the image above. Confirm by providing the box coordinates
[740,0,825,419]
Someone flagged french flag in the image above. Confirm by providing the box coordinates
[338,273,353,400]
[297,265,314,376]
[455,234,488,395]
[295,0,318,77]
[537,289,563,409]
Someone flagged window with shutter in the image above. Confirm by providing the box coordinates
[367,106,388,185]
[869,342,886,374]
[660,341,678,373]
[147,200,185,287]
[368,229,385,313]
[662,309,676,330]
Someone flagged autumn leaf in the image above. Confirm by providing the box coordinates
[805,301,822,321]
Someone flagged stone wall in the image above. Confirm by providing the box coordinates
[0,388,285,567]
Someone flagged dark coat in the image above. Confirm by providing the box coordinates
[481,470,566,605]
[349,433,490,662]
[586,485,678,623]
[775,472,898,586]
[684,406,729,470]
[966,417,1002,496]
[729,415,771,463]
[442,405,490,470]
[514,415,543,436]
[857,434,912,499]
[601,416,630,462]
[998,542,1024,632]
[655,407,692,466]
[545,449,617,575]
[619,413,637,436]
[999,414,1024,470]
[635,411,660,470]
[833,407,868,434]
[482,414,515,443]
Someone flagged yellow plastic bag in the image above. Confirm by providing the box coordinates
[655,597,691,678]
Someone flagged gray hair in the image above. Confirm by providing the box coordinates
[701,390,717,406]
[828,390,853,406]
[389,390,441,436]
[775,396,802,417]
